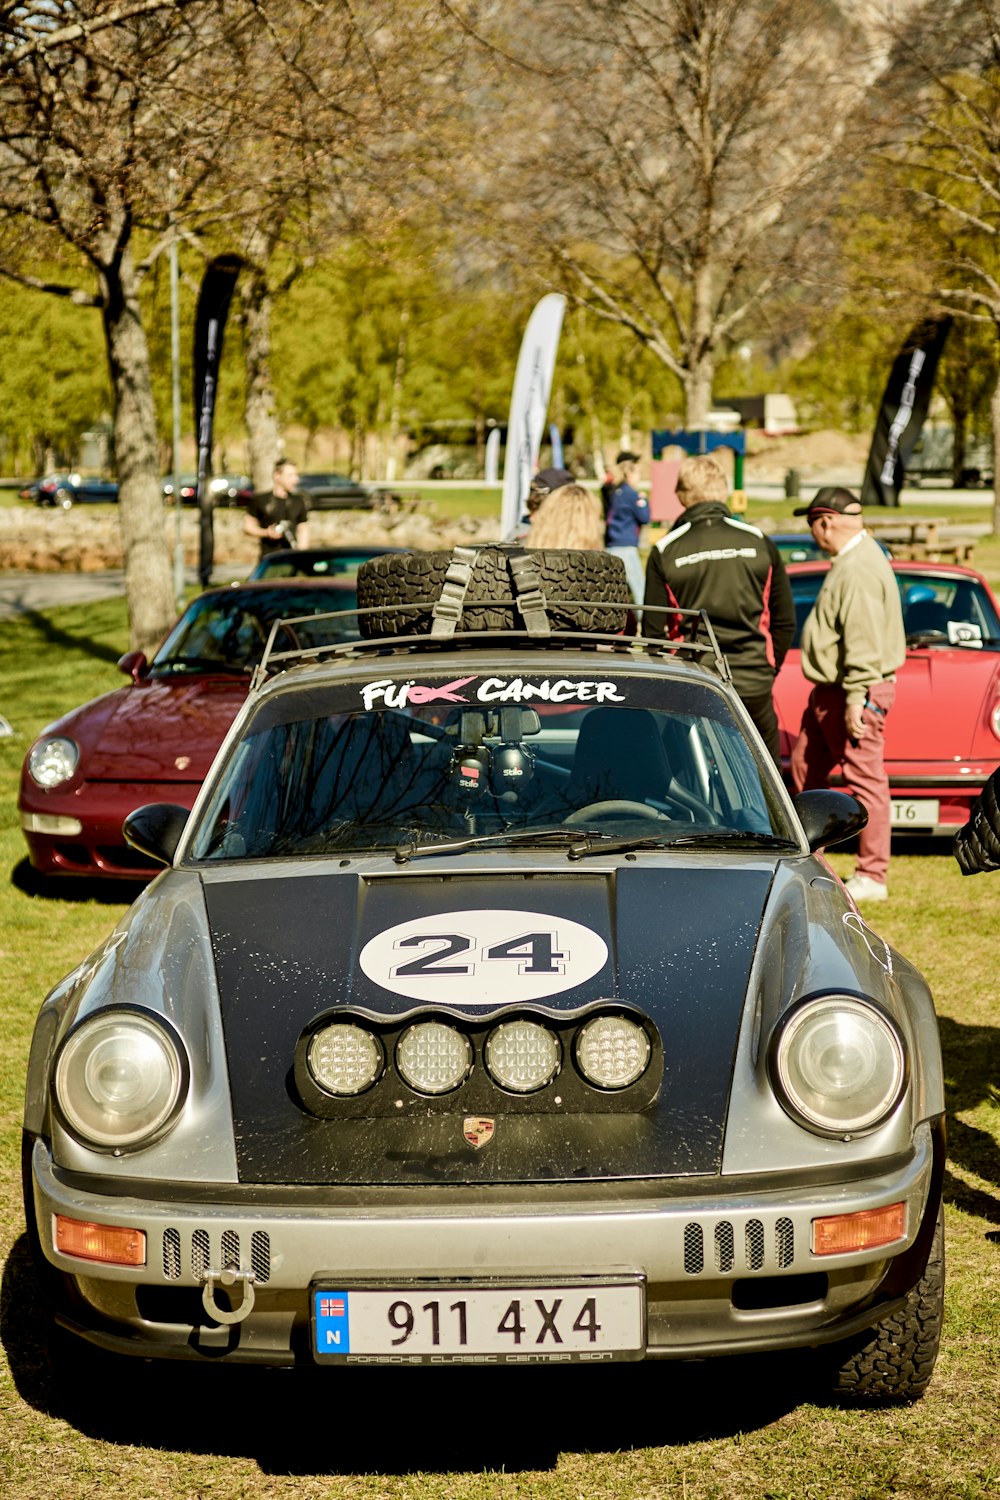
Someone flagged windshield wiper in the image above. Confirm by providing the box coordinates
[152,656,251,676]
[664,830,798,851]
[394,827,593,863]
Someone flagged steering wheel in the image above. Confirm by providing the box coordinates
[563,799,670,825]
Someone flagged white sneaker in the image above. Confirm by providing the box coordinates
[845,874,888,903]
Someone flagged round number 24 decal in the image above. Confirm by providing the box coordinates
[359,909,609,1004]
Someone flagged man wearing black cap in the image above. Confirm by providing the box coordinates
[790,486,906,902]
[604,451,650,603]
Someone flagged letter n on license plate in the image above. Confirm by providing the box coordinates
[312,1281,645,1364]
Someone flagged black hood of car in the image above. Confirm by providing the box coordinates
[203,864,773,1185]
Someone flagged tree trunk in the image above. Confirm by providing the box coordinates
[100,252,176,656]
[683,358,714,429]
[240,266,279,492]
[385,307,409,483]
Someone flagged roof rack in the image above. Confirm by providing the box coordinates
[251,601,732,691]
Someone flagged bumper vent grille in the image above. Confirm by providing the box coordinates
[682,1217,796,1276]
[161,1226,271,1285]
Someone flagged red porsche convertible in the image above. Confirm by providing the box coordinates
[18,579,359,881]
[775,559,1000,838]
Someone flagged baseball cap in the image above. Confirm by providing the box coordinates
[616,450,640,465]
[530,467,574,494]
[792,485,864,519]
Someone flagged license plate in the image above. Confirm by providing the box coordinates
[311,1280,645,1364]
[891,798,940,827]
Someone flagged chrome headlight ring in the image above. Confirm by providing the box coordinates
[52,1006,189,1152]
[768,993,908,1139]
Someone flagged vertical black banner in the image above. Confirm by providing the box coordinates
[193,254,242,585]
[861,317,952,507]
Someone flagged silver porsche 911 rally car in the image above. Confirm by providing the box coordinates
[23,548,945,1404]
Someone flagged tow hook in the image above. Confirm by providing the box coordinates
[200,1266,256,1325]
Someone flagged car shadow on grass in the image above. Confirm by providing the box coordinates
[2,1232,813,1472]
[939,1014,1000,1228]
[10,858,145,905]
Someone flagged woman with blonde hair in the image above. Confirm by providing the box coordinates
[527,483,604,551]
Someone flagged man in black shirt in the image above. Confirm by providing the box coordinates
[642,455,795,765]
[243,459,310,557]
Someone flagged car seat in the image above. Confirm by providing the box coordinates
[565,706,671,807]
[905,599,950,635]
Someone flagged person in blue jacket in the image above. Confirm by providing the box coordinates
[604,451,650,603]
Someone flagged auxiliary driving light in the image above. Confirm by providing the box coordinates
[575,1014,651,1090]
[485,1019,560,1093]
[396,1021,472,1094]
[308,1022,384,1096]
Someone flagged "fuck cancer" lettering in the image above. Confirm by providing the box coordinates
[360,676,627,711]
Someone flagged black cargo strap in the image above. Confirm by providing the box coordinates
[508,552,551,636]
[430,546,479,637]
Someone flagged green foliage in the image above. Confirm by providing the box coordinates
[0,277,110,473]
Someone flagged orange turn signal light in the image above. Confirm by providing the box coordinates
[811,1202,907,1257]
[54,1215,146,1267]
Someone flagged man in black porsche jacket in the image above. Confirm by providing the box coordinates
[642,455,795,765]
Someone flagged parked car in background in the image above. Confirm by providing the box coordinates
[247,546,408,581]
[296,472,378,509]
[21,562,945,1400]
[770,534,892,564]
[22,473,119,508]
[18,580,359,881]
[775,559,1000,836]
[162,474,252,507]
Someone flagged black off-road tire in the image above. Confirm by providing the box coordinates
[827,1205,944,1406]
[356,546,630,637]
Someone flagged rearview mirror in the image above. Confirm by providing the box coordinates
[792,789,868,851]
[123,803,189,866]
[117,650,149,682]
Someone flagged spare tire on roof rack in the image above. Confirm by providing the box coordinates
[355,545,631,639]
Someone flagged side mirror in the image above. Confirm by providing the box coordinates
[118,650,149,682]
[123,803,189,866]
[793,789,868,852]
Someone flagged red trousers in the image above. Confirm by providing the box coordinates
[791,680,895,883]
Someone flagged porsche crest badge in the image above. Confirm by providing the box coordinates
[463,1116,495,1149]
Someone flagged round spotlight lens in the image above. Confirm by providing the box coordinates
[576,1014,651,1090]
[28,736,80,788]
[55,1012,185,1148]
[308,1023,383,1096]
[485,1020,560,1093]
[774,998,906,1134]
[396,1022,472,1095]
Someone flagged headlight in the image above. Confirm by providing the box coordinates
[771,997,906,1136]
[396,1021,472,1095]
[485,1019,560,1093]
[54,1011,187,1149]
[575,1014,651,1090]
[28,736,80,788]
[308,1022,383,1096]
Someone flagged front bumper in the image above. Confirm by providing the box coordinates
[19,780,199,878]
[29,1122,941,1366]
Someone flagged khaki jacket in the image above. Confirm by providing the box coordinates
[799,532,906,707]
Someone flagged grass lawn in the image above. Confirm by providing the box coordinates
[0,598,998,1498]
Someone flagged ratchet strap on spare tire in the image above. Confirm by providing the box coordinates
[430,546,551,638]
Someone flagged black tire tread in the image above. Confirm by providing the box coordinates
[356,546,630,637]
[829,1206,944,1405]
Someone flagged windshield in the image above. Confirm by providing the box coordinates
[149,586,359,675]
[790,569,1000,648]
[189,669,794,861]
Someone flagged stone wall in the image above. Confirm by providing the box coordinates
[0,500,501,572]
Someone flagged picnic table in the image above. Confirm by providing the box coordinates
[864,516,985,564]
